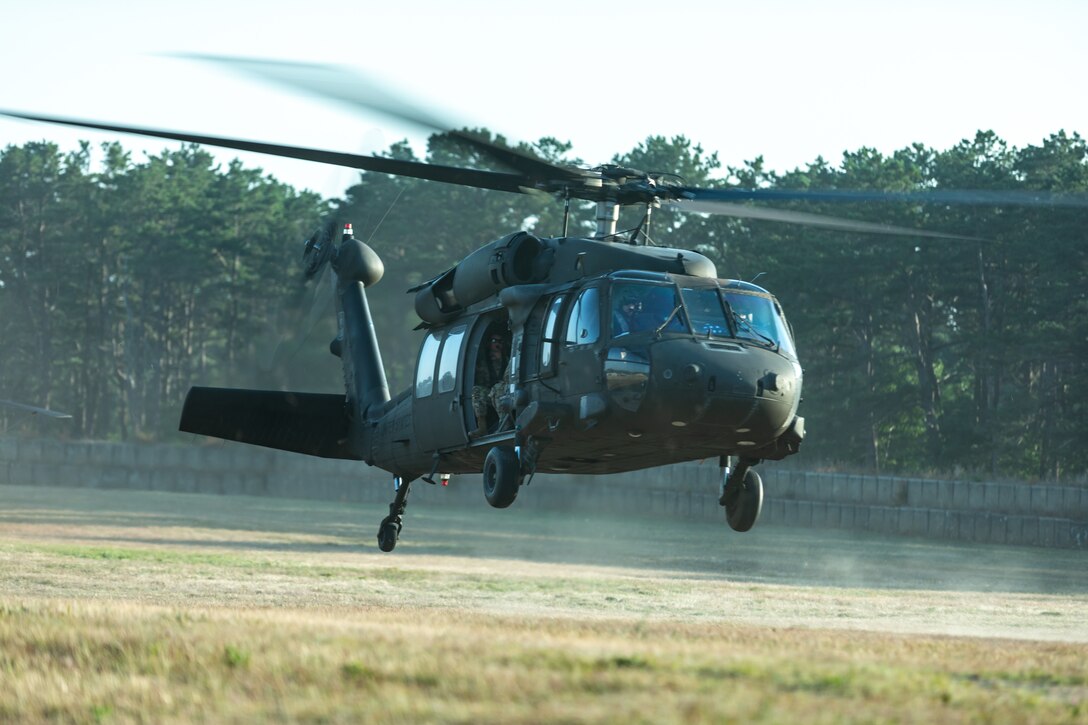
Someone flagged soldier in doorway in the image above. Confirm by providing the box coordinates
[471,330,510,437]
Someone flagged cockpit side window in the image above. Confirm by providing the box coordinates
[723,291,796,356]
[540,294,566,371]
[564,287,600,346]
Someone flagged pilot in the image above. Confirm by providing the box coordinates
[612,289,645,336]
[471,330,510,437]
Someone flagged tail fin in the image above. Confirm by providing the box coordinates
[332,223,390,422]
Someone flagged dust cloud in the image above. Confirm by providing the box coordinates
[1,477,1085,643]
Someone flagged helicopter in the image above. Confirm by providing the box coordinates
[3,59,1075,552]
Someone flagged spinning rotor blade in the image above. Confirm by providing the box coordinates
[180,54,586,184]
[260,265,337,374]
[0,399,72,419]
[9,46,1071,244]
[678,186,1088,209]
[178,55,453,134]
[262,219,343,373]
[666,198,985,241]
[0,110,537,195]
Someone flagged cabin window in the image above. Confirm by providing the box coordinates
[564,287,600,345]
[540,294,566,370]
[437,325,466,394]
[415,332,442,397]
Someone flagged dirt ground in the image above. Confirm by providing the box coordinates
[1,483,1085,643]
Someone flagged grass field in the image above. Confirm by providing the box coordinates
[1,483,1086,723]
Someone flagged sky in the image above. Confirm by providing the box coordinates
[1,0,1084,199]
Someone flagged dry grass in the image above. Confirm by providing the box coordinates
[3,599,1086,723]
[0,483,1085,723]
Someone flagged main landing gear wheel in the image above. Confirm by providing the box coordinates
[723,468,763,532]
[483,445,521,508]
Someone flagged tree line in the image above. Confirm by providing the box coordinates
[1,129,1085,481]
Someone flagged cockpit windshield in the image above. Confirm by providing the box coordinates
[611,283,687,337]
[723,291,796,356]
[611,280,796,355]
[680,287,731,337]
[678,285,797,355]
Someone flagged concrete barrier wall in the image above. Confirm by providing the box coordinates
[1,437,1086,549]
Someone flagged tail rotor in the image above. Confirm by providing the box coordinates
[259,218,340,374]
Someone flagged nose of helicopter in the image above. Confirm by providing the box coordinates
[645,339,801,446]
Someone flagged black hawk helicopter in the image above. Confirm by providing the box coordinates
[4,58,1075,551]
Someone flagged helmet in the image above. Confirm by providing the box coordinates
[618,287,643,311]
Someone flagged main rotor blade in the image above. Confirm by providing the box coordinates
[682,186,1088,208]
[180,55,585,183]
[0,399,72,419]
[0,110,536,195]
[666,199,986,242]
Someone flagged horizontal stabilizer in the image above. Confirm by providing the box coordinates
[180,387,360,460]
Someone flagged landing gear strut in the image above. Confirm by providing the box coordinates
[719,456,764,532]
[377,475,415,552]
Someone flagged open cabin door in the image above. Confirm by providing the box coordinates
[462,313,514,437]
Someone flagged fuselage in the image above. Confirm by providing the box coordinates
[361,270,804,477]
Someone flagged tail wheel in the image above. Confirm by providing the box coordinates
[725,469,763,532]
[377,519,400,552]
[483,446,521,508]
